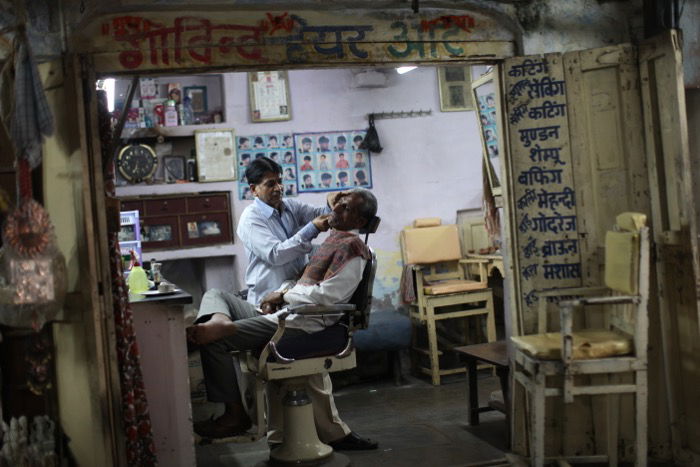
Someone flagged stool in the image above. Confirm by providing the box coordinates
[455,340,509,442]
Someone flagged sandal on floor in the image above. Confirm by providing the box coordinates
[194,416,250,439]
[329,432,378,451]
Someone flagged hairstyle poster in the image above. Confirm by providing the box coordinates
[478,93,499,160]
[293,130,372,193]
[236,133,297,200]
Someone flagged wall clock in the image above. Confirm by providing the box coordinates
[117,144,158,183]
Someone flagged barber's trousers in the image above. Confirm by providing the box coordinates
[196,288,351,443]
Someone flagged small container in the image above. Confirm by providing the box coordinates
[187,158,197,182]
[151,260,162,286]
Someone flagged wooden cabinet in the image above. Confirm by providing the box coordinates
[120,192,232,251]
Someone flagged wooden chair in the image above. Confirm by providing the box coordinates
[511,212,650,466]
[401,218,496,385]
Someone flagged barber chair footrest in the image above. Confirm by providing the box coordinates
[259,452,351,467]
[195,431,261,446]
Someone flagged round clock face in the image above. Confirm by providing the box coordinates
[117,144,158,183]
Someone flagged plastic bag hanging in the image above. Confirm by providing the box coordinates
[359,114,383,153]
[0,160,67,331]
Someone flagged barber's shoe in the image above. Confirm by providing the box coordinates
[329,432,378,451]
[194,416,251,439]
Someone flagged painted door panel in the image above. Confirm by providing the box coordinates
[640,29,700,460]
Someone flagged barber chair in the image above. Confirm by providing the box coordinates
[244,217,380,466]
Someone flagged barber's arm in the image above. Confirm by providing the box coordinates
[240,216,322,266]
[289,193,346,225]
[284,256,366,307]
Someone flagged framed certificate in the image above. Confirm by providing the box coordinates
[248,71,292,123]
[194,129,236,182]
[437,65,474,112]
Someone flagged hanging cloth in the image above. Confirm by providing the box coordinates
[2,31,54,169]
[359,114,383,153]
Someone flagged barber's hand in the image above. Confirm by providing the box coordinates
[312,214,331,232]
[260,291,285,314]
[327,191,346,209]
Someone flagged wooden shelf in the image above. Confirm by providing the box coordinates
[116,181,235,198]
[121,122,232,139]
[145,244,236,261]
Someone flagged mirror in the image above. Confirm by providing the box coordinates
[472,68,502,197]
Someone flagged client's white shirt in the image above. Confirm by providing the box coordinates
[262,255,366,333]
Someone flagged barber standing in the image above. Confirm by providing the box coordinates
[235,157,376,450]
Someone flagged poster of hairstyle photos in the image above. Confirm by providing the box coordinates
[236,133,297,200]
[294,130,372,193]
[478,93,499,160]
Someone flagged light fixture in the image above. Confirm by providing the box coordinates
[104,78,116,112]
[396,66,417,75]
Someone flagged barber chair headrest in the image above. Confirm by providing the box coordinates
[359,216,380,244]
[360,216,381,235]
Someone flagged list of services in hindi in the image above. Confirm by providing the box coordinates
[505,56,581,319]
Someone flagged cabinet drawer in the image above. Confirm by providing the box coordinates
[187,194,229,213]
[144,198,186,216]
[121,199,143,213]
[180,212,232,247]
[141,216,180,250]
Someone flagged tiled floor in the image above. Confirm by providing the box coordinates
[195,371,509,467]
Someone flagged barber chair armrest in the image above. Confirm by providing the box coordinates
[285,304,356,315]
[257,305,357,367]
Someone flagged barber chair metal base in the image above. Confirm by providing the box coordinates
[260,453,350,467]
[270,377,333,465]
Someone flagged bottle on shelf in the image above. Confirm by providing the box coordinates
[182,97,194,126]
[164,99,179,127]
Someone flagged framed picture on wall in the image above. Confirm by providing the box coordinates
[184,86,208,114]
[472,68,502,197]
[235,133,297,199]
[293,130,373,194]
[194,129,236,182]
[163,156,186,183]
[248,71,292,123]
[437,65,474,112]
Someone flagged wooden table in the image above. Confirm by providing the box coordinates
[454,340,509,428]
[130,290,194,467]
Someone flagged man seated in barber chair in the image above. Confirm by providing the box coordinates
[187,186,378,451]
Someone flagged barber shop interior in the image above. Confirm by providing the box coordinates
[1,1,700,466]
